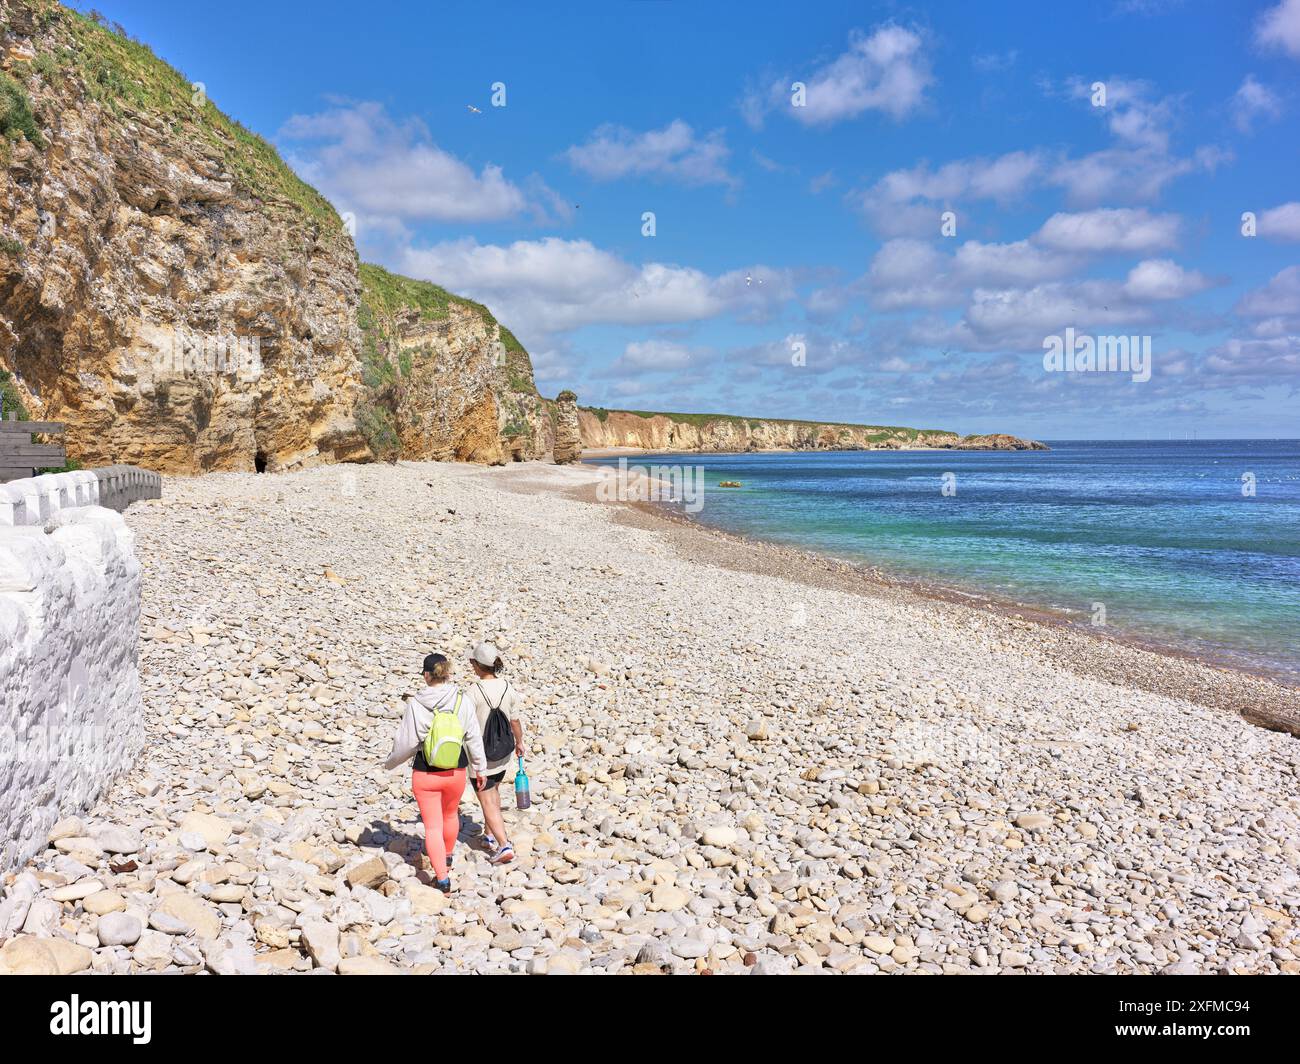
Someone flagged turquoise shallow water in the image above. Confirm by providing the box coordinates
[587,441,1300,681]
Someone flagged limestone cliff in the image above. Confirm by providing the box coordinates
[0,1,377,473]
[578,408,1048,453]
[0,2,547,473]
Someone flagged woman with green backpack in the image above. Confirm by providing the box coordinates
[383,653,486,892]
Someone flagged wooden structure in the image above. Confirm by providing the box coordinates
[0,410,67,482]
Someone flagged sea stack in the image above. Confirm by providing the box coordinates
[553,390,581,464]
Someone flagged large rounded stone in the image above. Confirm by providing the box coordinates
[153,893,221,940]
[98,912,143,947]
[177,813,232,849]
[94,826,144,854]
[650,885,689,912]
[46,938,93,974]
[700,826,737,848]
[83,891,127,917]
[0,936,59,975]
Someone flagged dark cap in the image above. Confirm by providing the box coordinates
[422,653,448,674]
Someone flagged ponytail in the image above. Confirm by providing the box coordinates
[422,652,451,682]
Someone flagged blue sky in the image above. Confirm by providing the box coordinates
[89,0,1300,438]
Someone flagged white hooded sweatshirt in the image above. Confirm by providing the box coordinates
[383,683,487,774]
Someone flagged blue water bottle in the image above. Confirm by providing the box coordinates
[514,755,531,810]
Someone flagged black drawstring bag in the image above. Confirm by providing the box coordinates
[478,682,515,762]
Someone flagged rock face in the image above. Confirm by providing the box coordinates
[0,1,372,474]
[552,391,580,465]
[578,409,1047,453]
[0,4,547,474]
[954,433,1050,451]
[354,264,550,466]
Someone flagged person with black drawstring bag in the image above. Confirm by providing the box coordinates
[464,641,525,864]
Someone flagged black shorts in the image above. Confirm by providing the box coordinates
[472,771,506,793]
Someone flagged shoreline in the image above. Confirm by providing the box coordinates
[532,460,1300,736]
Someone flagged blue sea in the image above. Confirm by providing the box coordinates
[587,441,1300,681]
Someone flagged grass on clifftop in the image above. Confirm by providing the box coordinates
[18,2,340,229]
[359,262,468,322]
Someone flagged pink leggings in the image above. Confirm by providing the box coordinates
[411,768,466,879]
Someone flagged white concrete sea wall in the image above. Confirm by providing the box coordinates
[0,467,163,527]
[0,506,145,872]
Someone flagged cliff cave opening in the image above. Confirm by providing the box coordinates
[254,451,268,473]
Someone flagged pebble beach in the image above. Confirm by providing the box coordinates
[2,459,1298,975]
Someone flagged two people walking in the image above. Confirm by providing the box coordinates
[383,642,525,893]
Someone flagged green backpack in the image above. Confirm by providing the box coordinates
[422,692,466,770]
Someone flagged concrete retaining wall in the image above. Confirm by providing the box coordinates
[0,466,162,527]
[0,506,145,872]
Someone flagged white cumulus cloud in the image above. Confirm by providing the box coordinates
[564,120,736,187]
[1256,0,1300,58]
[394,238,791,344]
[278,102,537,227]
[1034,208,1181,253]
[1236,265,1300,321]
[851,150,1045,236]
[1122,259,1213,300]
[1259,201,1300,241]
[742,25,933,129]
